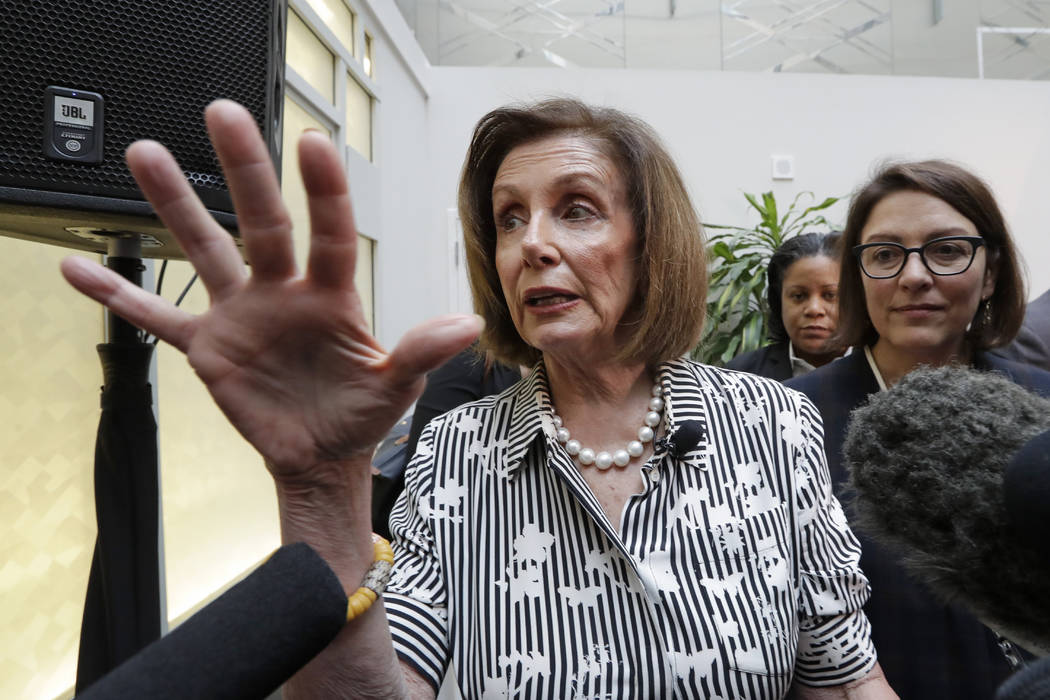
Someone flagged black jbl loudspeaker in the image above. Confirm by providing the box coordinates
[0,0,287,259]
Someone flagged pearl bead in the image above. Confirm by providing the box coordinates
[551,380,664,469]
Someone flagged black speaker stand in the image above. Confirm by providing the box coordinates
[76,235,162,693]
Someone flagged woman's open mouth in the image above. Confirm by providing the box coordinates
[524,288,579,308]
[527,294,576,307]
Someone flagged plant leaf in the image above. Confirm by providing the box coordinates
[743,191,764,215]
[761,192,779,232]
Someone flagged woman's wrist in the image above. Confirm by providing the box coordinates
[274,456,376,593]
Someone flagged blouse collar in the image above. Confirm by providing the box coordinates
[498,357,708,478]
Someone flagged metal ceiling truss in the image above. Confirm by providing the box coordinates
[438,0,626,66]
[721,0,890,73]
[979,0,1050,79]
[420,0,1050,77]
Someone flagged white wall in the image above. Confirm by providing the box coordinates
[422,67,1050,313]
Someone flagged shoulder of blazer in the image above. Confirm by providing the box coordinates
[726,342,789,378]
[786,351,873,408]
[978,351,1050,398]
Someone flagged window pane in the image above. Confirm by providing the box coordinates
[356,234,376,334]
[282,97,331,265]
[364,31,375,77]
[345,73,372,160]
[304,0,356,54]
[287,10,335,103]
[282,97,374,334]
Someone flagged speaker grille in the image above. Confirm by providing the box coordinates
[0,0,285,212]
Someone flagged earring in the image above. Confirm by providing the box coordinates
[982,297,993,327]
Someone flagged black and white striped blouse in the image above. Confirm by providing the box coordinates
[386,357,876,699]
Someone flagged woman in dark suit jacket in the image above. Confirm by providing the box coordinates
[728,231,845,380]
[787,159,1050,700]
[372,347,520,538]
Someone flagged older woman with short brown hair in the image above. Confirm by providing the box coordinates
[63,98,896,699]
[460,99,708,368]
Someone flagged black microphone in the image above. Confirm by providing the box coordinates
[842,365,1050,656]
[76,542,348,700]
[660,420,705,458]
[1003,428,1050,560]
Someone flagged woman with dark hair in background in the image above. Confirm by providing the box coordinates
[728,231,844,380]
[787,159,1050,700]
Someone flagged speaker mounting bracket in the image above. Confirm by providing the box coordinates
[66,226,163,249]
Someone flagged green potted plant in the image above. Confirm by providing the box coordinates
[693,191,840,365]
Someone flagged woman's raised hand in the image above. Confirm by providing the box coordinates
[61,100,481,486]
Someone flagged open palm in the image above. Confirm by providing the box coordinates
[61,100,480,484]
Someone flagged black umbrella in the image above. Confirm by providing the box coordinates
[75,252,162,694]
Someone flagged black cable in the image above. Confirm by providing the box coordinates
[174,273,198,308]
[151,271,199,345]
[155,259,168,297]
[144,260,169,345]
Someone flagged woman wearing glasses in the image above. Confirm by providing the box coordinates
[787,159,1050,700]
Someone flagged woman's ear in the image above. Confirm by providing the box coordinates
[981,250,998,300]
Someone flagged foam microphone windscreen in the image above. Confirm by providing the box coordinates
[76,542,348,700]
[996,656,1050,700]
[842,366,1050,653]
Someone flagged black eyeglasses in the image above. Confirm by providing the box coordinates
[853,236,986,279]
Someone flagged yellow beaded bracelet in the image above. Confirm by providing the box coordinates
[346,533,394,623]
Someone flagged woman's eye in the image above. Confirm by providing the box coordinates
[499,215,524,233]
[927,241,965,259]
[565,205,592,220]
[872,247,899,263]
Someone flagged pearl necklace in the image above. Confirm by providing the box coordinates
[552,383,664,470]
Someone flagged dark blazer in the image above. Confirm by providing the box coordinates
[787,351,1050,700]
[372,349,520,539]
[726,341,793,381]
[994,289,1050,372]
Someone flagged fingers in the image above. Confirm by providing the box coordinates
[61,257,195,352]
[300,130,358,290]
[126,140,246,301]
[204,100,296,282]
[384,315,484,388]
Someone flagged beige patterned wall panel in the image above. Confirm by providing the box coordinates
[155,261,282,623]
[0,237,103,699]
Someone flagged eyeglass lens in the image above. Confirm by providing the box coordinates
[859,238,979,278]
